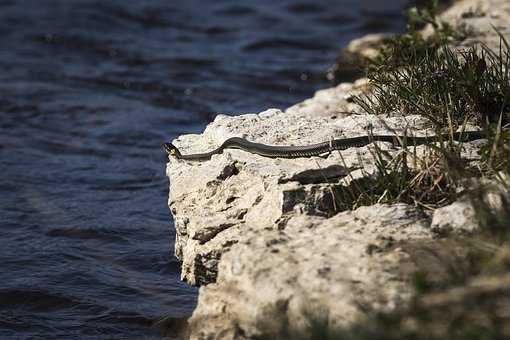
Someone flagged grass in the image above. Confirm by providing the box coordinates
[354,0,510,125]
[353,0,510,127]
[355,39,510,128]
[329,135,474,211]
[323,0,510,212]
[326,0,469,83]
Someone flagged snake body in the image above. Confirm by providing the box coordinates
[163,131,486,161]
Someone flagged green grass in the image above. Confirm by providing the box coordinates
[355,40,510,129]
[326,2,510,212]
[354,0,510,129]
[328,124,509,212]
[330,140,462,211]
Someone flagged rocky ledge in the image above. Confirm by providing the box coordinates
[165,0,510,339]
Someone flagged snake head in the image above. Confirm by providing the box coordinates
[162,143,182,158]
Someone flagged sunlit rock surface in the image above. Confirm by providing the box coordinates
[422,0,510,51]
[167,108,439,285]
[188,204,434,339]
[431,174,510,234]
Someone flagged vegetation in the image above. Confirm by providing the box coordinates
[324,0,510,212]
[355,36,510,129]
[355,0,509,135]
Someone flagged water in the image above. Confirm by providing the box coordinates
[0,0,408,338]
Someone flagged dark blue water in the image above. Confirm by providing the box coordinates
[0,1,408,338]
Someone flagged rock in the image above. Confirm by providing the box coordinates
[344,33,393,60]
[326,34,393,84]
[166,108,454,285]
[423,0,510,51]
[285,78,368,117]
[430,199,479,234]
[431,176,510,235]
[187,204,434,339]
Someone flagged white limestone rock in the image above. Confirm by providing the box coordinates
[431,199,480,234]
[166,109,448,285]
[431,176,510,234]
[423,0,510,52]
[187,204,434,339]
[285,78,369,118]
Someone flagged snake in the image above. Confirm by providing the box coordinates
[162,130,487,161]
